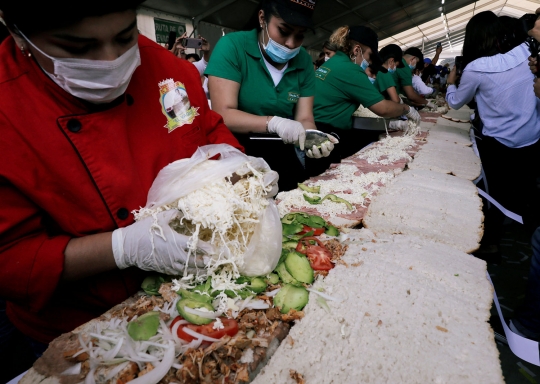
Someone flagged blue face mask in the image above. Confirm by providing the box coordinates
[262,24,301,64]
[388,65,396,73]
[359,48,369,70]
[368,77,376,84]
[409,60,416,70]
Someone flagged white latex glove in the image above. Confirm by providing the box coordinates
[306,134,340,158]
[426,101,437,110]
[406,107,421,125]
[263,170,279,197]
[388,120,408,131]
[112,210,214,275]
[267,116,306,150]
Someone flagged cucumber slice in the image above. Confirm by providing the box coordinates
[179,289,212,304]
[275,262,301,286]
[284,252,314,284]
[176,299,214,325]
[127,311,160,341]
[247,277,267,293]
[274,284,309,314]
[225,288,254,300]
[273,284,291,310]
[267,273,280,285]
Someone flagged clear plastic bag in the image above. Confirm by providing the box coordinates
[143,144,282,277]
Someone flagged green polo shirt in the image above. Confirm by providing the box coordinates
[313,51,384,129]
[374,71,396,100]
[205,29,315,118]
[395,58,413,95]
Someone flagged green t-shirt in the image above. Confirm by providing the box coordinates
[313,51,384,129]
[395,58,413,95]
[205,29,316,118]
[374,71,396,100]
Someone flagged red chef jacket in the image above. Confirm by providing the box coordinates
[0,35,242,343]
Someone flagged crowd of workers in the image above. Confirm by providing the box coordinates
[0,0,540,380]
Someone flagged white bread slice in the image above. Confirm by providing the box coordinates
[443,109,473,122]
[423,125,472,147]
[436,117,471,130]
[362,169,483,253]
[252,229,502,384]
[408,138,481,181]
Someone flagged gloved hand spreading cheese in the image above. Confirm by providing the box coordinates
[112,210,213,275]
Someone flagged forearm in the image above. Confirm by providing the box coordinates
[219,108,274,134]
[404,86,427,104]
[202,51,210,62]
[387,87,401,103]
[370,100,410,118]
[62,232,117,281]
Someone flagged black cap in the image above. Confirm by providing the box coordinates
[348,26,383,69]
[272,0,316,28]
[404,47,424,70]
[0,0,145,33]
[379,44,405,68]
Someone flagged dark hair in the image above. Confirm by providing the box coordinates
[322,41,338,52]
[186,53,201,61]
[462,11,502,69]
[498,15,525,53]
[243,0,281,31]
[0,0,145,35]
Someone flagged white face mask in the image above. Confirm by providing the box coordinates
[324,56,330,61]
[19,29,141,104]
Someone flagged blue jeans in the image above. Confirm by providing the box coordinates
[515,227,540,334]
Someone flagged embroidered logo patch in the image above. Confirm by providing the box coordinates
[159,79,199,133]
[288,92,300,103]
[315,66,330,80]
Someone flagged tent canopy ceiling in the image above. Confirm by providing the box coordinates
[142,0,540,56]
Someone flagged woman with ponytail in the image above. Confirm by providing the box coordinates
[311,25,420,167]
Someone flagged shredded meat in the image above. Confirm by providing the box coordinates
[290,369,306,384]
[159,282,179,302]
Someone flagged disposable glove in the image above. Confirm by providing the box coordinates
[306,134,340,158]
[267,116,306,150]
[406,107,421,125]
[262,170,279,198]
[388,120,409,131]
[426,101,437,110]
[112,210,214,275]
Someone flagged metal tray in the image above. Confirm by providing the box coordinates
[352,116,388,131]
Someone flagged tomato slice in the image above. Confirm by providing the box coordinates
[298,225,325,236]
[306,246,334,271]
[295,237,334,271]
[170,316,239,343]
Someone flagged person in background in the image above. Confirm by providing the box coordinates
[171,32,211,76]
[446,11,540,261]
[186,53,201,62]
[395,47,435,109]
[0,0,242,371]
[322,40,337,60]
[412,67,436,97]
[312,25,420,172]
[314,51,325,69]
[206,0,337,192]
[374,43,403,103]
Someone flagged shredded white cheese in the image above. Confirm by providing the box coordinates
[355,135,416,165]
[212,317,225,330]
[353,104,382,119]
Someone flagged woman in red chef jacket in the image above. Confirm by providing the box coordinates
[0,0,242,360]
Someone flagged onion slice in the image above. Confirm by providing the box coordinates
[306,287,343,302]
[181,327,220,342]
[61,363,81,376]
[183,306,218,319]
[127,340,175,384]
[265,288,281,297]
[104,361,130,381]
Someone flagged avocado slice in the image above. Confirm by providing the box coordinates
[274,284,309,314]
[179,289,213,304]
[325,225,339,236]
[275,262,301,286]
[176,299,215,325]
[127,311,160,341]
[282,240,299,250]
[266,273,280,285]
[284,252,314,284]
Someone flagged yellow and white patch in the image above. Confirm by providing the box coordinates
[159,78,200,133]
